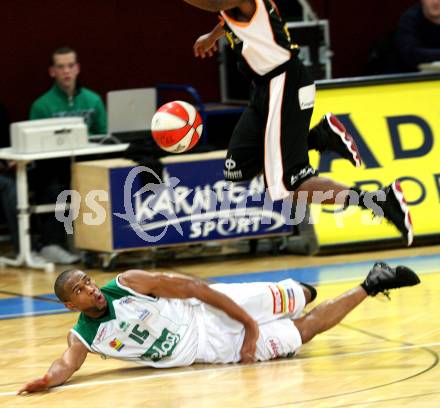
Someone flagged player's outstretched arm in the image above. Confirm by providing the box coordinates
[17,334,88,394]
[194,22,225,58]
[183,0,248,12]
[120,270,259,363]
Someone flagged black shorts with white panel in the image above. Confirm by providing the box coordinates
[224,57,318,201]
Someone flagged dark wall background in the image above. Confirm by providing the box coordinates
[310,0,417,77]
[1,0,418,123]
[0,0,220,122]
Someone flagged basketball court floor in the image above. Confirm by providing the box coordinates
[0,244,439,407]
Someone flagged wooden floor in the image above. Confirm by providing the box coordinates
[1,245,439,407]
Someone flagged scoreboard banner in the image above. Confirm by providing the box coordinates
[308,77,440,246]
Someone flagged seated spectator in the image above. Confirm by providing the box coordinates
[30,46,107,133]
[396,0,440,72]
[29,46,107,264]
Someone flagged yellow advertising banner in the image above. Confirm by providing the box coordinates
[308,78,440,246]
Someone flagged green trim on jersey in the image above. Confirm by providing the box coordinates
[72,279,133,346]
[101,278,133,300]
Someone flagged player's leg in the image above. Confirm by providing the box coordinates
[211,279,316,326]
[199,280,317,363]
[308,113,362,168]
[293,286,367,344]
[263,58,318,201]
[223,102,264,183]
[202,263,419,364]
[270,60,412,245]
[269,59,353,203]
[292,177,413,246]
[268,61,351,204]
[293,262,420,344]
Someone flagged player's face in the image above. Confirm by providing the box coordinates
[49,52,80,91]
[422,0,440,22]
[64,271,107,314]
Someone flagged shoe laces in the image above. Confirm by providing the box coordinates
[373,291,391,301]
[382,290,391,300]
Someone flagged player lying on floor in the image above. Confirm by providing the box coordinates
[18,263,420,394]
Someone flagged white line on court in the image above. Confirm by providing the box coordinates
[2,341,439,397]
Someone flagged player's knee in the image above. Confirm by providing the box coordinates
[294,315,319,344]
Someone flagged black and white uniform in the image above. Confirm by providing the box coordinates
[221,0,318,200]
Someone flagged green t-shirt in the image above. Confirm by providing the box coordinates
[29,83,107,135]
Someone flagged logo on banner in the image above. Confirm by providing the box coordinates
[114,166,184,243]
[114,166,290,243]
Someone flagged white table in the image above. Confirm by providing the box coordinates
[0,143,128,271]
[418,61,440,73]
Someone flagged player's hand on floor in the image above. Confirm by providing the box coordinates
[240,320,259,364]
[17,374,51,395]
[193,34,218,58]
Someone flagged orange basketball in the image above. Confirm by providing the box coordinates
[151,100,203,153]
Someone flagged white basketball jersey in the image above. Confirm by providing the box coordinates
[220,0,293,76]
[70,277,306,367]
[71,276,199,368]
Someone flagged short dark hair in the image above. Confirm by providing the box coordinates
[54,269,78,302]
[51,46,77,66]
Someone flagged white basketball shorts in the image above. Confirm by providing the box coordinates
[194,279,306,364]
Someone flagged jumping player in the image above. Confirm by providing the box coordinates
[18,263,420,393]
[183,0,413,246]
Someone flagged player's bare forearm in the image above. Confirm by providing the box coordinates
[18,340,88,394]
[210,22,226,40]
[17,359,76,394]
[183,0,247,12]
[46,357,79,387]
[121,270,194,296]
[194,22,225,58]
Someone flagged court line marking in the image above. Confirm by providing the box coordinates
[263,328,440,407]
[325,390,440,408]
[212,268,440,287]
[0,290,61,303]
[3,341,439,397]
[1,251,438,320]
[1,268,437,321]
[0,309,70,320]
